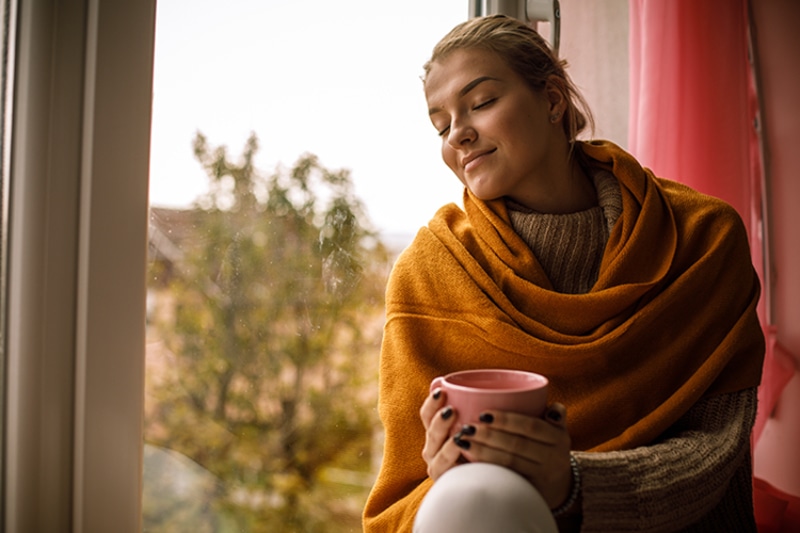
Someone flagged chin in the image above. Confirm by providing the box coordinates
[469,189,503,202]
[464,176,503,201]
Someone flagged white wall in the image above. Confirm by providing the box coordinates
[559,0,630,147]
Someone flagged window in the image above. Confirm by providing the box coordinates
[3,2,630,531]
[144,2,465,530]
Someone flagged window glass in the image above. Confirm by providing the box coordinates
[144,1,464,530]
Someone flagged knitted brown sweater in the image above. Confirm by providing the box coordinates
[507,170,757,532]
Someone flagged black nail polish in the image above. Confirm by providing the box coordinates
[479,412,494,423]
[441,407,453,420]
[453,436,471,450]
[432,388,442,400]
[461,424,476,436]
[546,409,562,423]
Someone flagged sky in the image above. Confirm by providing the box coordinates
[149,0,470,238]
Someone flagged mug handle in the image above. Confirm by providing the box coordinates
[430,376,444,393]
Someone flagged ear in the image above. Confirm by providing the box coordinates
[544,75,568,119]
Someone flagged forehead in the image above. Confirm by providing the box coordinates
[424,48,516,102]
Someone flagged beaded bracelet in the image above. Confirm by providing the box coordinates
[552,454,581,518]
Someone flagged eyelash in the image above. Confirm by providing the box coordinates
[436,98,497,137]
[474,98,496,110]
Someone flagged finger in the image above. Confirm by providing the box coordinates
[452,434,536,474]
[544,402,568,429]
[475,410,562,443]
[464,423,556,461]
[427,436,464,481]
[419,387,447,430]
[421,405,458,464]
[455,427,572,506]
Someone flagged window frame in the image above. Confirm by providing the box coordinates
[4,1,155,531]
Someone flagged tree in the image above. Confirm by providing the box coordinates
[144,132,390,532]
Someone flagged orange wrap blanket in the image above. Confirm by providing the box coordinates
[363,141,764,531]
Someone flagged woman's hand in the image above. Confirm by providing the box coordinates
[419,387,463,481]
[451,403,573,510]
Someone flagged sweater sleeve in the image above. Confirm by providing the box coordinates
[573,387,757,533]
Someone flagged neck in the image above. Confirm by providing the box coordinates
[509,148,597,214]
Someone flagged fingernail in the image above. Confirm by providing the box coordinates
[441,407,453,420]
[546,409,562,423]
[479,412,494,423]
[453,436,471,450]
[460,424,476,436]
[432,388,442,400]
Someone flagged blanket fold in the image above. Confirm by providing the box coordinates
[363,141,764,532]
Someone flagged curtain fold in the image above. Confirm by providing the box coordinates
[628,0,754,223]
[627,1,796,529]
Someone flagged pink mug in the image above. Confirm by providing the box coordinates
[430,369,549,433]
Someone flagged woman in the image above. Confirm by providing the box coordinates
[363,15,764,533]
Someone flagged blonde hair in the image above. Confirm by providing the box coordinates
[423,14,594,143]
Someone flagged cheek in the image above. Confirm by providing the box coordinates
[495,113,526,139]
[441,145,459,173]
[441,146,466,186]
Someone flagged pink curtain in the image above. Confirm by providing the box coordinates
[628,1,796,530]
[628,0,755,229]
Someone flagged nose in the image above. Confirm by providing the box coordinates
[447,117,476,148]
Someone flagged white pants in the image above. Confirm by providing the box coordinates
[413,463,558,533]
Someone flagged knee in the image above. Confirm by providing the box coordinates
[414,463,557,533]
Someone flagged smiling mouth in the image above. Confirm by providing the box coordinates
[463,149,495,172]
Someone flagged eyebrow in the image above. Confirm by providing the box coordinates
[428,76,499,116]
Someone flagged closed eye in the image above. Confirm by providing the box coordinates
[435,98,496,137]
[474,97,496,110]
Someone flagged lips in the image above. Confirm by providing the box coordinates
[462,149,495,172]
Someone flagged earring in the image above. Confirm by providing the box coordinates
[550,113,561,123]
